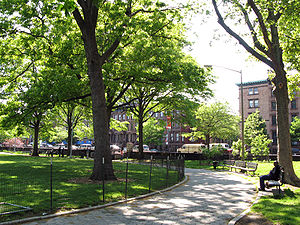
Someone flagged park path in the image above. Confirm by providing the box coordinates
[23,168,256,225]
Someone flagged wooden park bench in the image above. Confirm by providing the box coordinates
[231,160,246,172]
[220,160,235,170]
[221,160,258,176]
[243,162,258,176]
[266,167,285,194]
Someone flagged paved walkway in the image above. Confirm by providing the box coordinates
[23,169,256,225]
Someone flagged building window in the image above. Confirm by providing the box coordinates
[123,114,126,120]
[176,133,179,142]
[272,115,276,126]
[249,99,259,108]
[170,133,174,142]
[248,87,258,95]
[160,112,164,117]
[182,136,185,142]
[291,100,297,109]
[271,101,276,110]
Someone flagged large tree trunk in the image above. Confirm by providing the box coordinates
[32,121,40,157]
[273,71,300,186]
[73,0,116,181]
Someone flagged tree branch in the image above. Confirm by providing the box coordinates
[101,38,121,64]
[235,1,268,55]
[72,8,86,35]
[9,62,33,82]
[211,0,274,69]
[247,0,272,49]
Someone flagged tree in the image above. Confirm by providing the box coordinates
[184,102,239,148]
[123,51,213,158]
[143,118,165,147]
[70,0,194,180]
[211,0,300,186]
[251,134,272,160]
[54,103,85,154]
[244,110,268,146]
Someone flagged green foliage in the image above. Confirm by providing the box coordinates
[185,102,239,146]
[250,134,272,159]
[143,117,165,146]
[244,110,268,146]
[231,139,248,158]
[202,147,223,160]
[290,116,300,143]
[110,118,129,132]
[244,110,271,158]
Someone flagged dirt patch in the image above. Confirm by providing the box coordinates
[236,212,275,225]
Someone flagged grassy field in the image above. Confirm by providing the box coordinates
[185,159,300,225]
[0,154,180,222]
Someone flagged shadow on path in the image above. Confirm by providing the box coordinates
[24,169,256,225]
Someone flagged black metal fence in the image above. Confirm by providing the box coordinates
[0,155,184,223]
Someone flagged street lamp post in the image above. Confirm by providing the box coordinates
[204,65,245,160]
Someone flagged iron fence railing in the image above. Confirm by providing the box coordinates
[0,155,184,223]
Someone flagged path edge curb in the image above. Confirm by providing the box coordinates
[0,175,189,225]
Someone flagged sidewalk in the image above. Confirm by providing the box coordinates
[22,168,256,225]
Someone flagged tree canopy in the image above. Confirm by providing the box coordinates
[184,102,239,148]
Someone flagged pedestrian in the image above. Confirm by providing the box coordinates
[259,161,281,191]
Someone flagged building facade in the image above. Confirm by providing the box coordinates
[237,79,300,153]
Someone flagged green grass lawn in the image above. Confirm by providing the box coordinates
[0,154,180,222]
[185,159,300,225]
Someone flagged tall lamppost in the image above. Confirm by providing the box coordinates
[204,65,245,160]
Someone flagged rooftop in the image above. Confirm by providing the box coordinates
[236,79,269,87]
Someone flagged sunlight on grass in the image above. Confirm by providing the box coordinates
[252,189,300,225]
[0,154,182,222]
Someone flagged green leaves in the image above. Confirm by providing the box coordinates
[185,102,239,145]
[290,116,300,143]
[244,110,268,146]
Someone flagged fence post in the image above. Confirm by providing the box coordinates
[50,156,53,212]
[125,156,129,200]
[102,157,105,203]
[149,155,153,193]
[177,156,181,182]
[166,156,169,188]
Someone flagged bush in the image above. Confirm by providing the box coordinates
[202,147,223,160]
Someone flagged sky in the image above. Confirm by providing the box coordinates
[185,12,270,114]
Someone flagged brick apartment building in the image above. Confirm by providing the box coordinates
[237,79,300,153]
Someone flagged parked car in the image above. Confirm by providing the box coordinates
[80,144,94,150]
[133,145,150,152]
[177,144,205,153]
